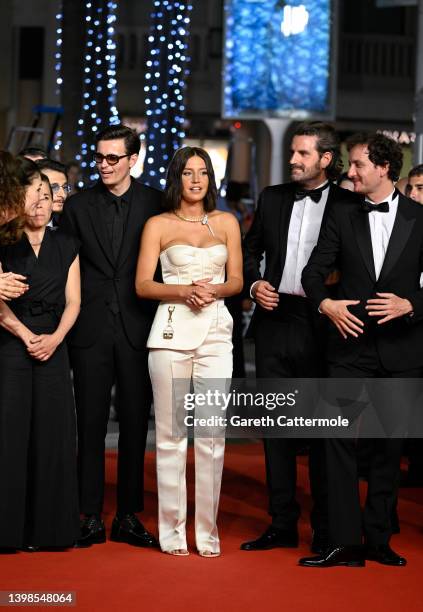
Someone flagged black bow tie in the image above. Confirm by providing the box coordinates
[294,184,328,203]
[362,201,390,213]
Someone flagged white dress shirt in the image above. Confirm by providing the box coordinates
[277,182,330,297]
[366,189,398,280]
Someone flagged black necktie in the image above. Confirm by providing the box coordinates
[362,201,390,213]
[111,198,124,260]
[294,184,328,203]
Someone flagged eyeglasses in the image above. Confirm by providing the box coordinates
[51,183,72,194]
[94,153,130,166]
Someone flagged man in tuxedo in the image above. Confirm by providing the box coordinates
[241,122,357,554]
[60,124,162,548]
[300,132,423,567]
[401,164,423,487]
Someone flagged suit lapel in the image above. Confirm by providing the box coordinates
[324,184,342,224]
[350,208,376,282]
[378,196,415,284]
[87,189,115,268]
[279,185,295,269]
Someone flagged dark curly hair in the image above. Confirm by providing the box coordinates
[0,152,25,221]
[163,147,217,213]
[346,132,403,182]
[292,121,343,181]
[0,155,41,245]
[0,152,26,244]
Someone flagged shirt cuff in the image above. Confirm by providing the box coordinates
[250,280,260,299]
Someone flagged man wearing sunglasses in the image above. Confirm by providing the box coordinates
[36,159,71,227]
[60,124,162,549]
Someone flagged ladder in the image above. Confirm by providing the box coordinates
[6,105,63,155]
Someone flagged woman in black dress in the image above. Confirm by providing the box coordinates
[0,158,81,551]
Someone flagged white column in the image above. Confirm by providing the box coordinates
[263,118,291,185]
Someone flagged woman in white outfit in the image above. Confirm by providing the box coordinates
[135,147,242,557]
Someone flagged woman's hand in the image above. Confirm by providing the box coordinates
[27,332,62,361]
[193,278,218,294]
[0,272,28,300]
[185,277,217,309]
[19,329,38,350]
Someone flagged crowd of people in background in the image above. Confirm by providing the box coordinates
[0,122,422,567]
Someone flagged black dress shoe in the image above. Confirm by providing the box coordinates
[240,526,298,551]
[74,515,106,548]
[299,545,365,567]
[22,545,72,552]
[365,544,407,566]
[0,547,17,554]
[110,514,159,548]
[310,531,329,555]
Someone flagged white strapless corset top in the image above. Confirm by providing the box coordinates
[147,244,233,350]
[160,243,227,285]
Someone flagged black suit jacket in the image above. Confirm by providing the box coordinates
[243,182,358,336]
[302,193,423,371]
[59,179,163,349]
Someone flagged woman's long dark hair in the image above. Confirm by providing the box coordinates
[164,146,218,213]
[0,154,41,245]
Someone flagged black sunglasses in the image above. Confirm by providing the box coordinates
[94,153,130,166]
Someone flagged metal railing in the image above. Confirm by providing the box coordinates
[338,33,415,88]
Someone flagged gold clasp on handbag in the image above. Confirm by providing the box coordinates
[163,305,175,339]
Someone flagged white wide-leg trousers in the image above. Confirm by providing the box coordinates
[148,315,232,553]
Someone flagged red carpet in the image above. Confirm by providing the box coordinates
[1,443,422,611]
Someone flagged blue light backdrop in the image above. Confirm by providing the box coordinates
[223,0,333,118]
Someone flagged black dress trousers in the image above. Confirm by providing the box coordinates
[254,294,328,533]
[70,309,152,516]
[327,335,421,547]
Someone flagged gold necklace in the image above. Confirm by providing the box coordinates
[174,210,208,224]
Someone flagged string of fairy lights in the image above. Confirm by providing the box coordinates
[141,1,193,189]
[75,0,120,184]
[52,0,192,185]
[55,7,63,97]
[53,4,63,152]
